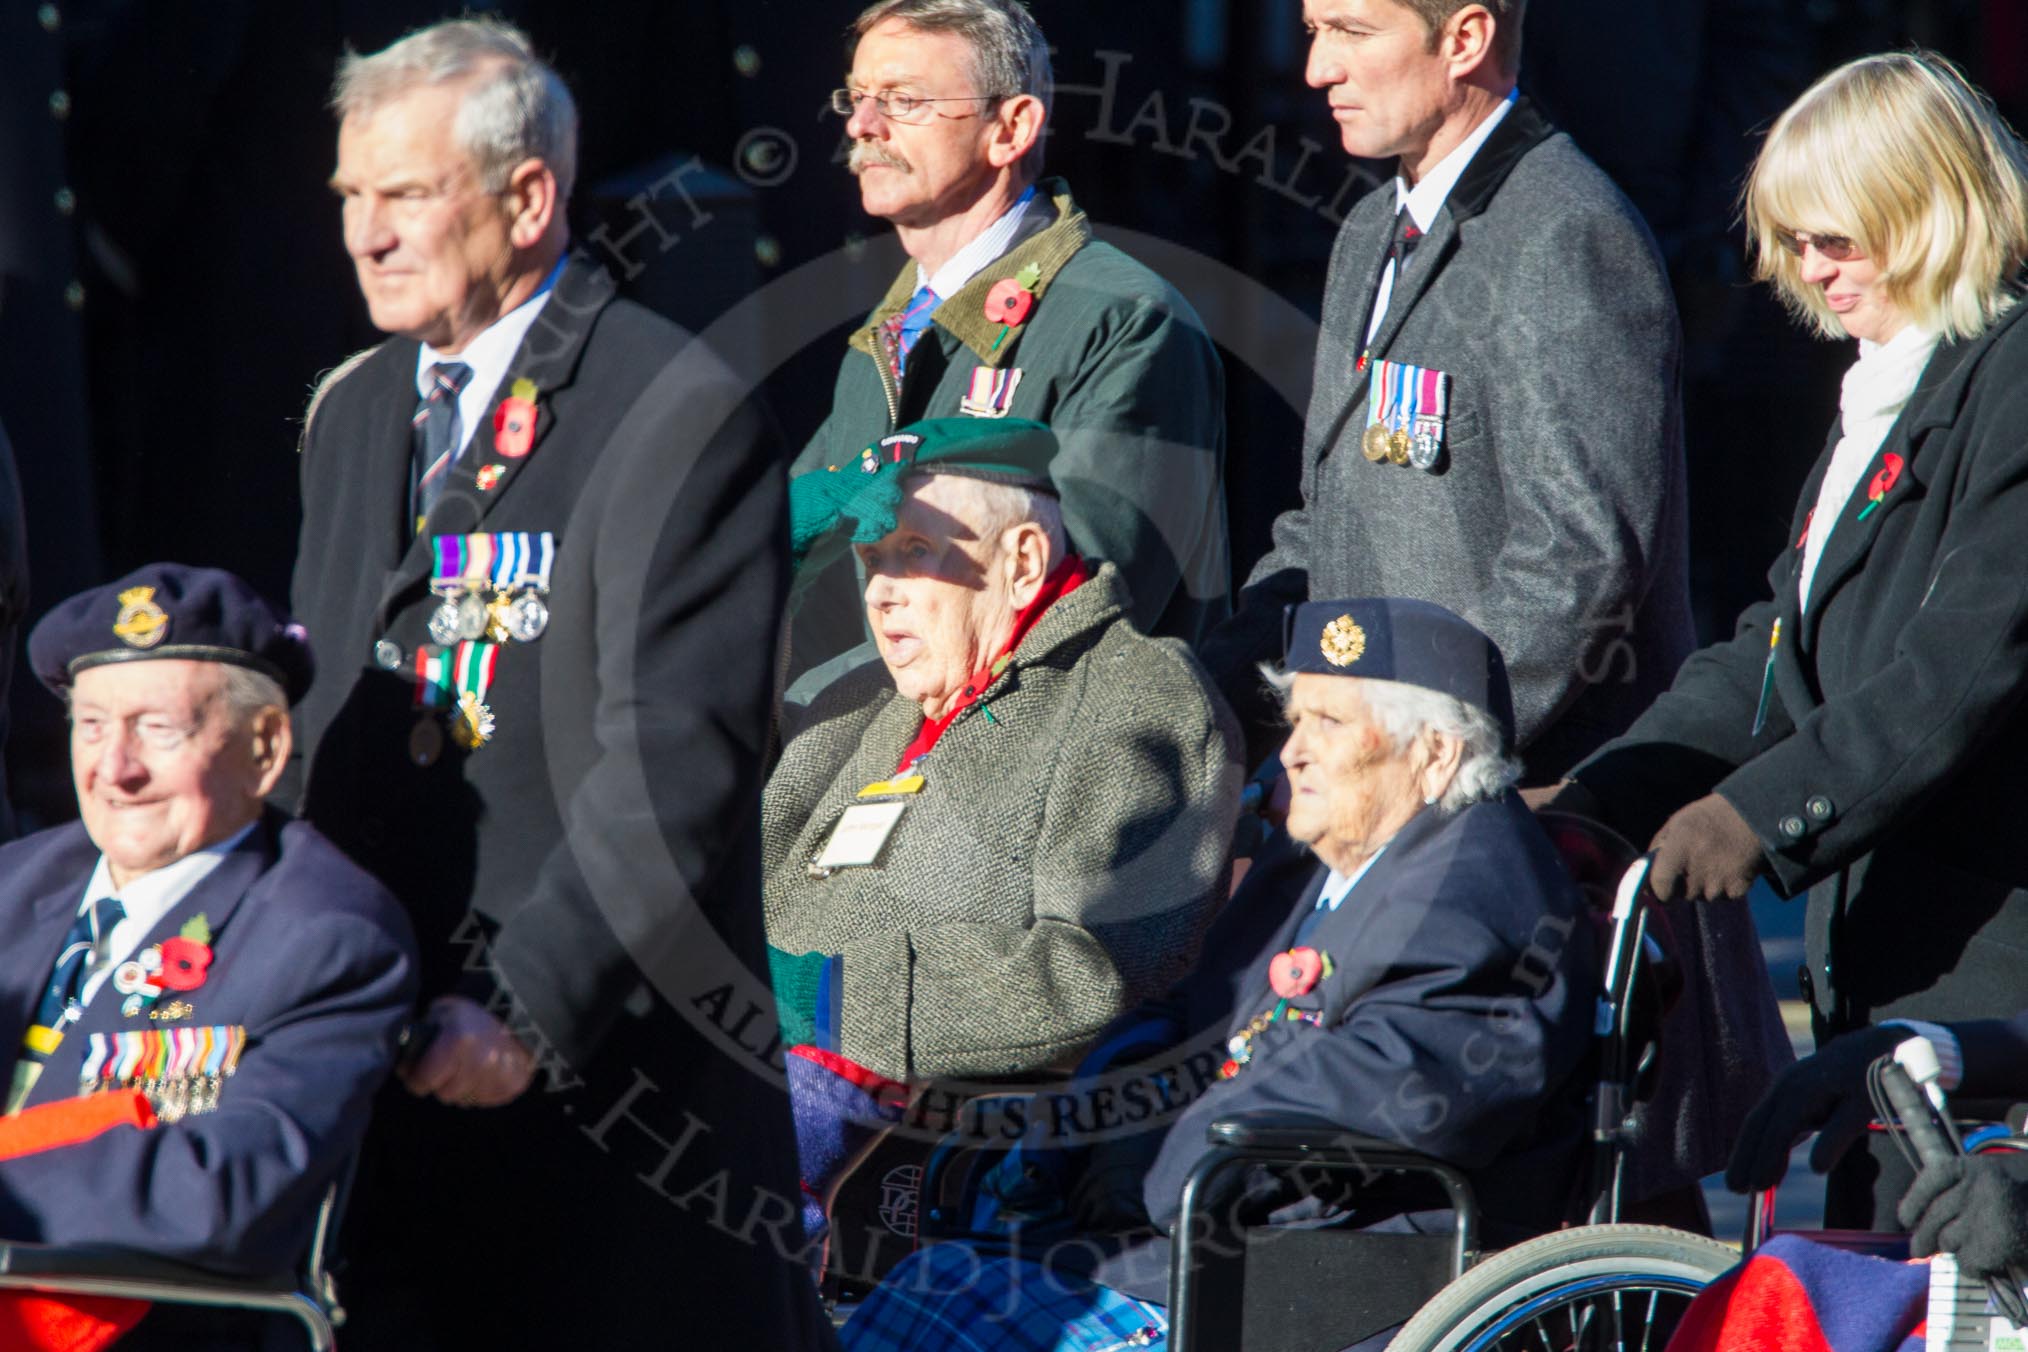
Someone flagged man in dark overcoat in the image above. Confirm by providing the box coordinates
[288,18,829,1350]
[1199,0,1694,785]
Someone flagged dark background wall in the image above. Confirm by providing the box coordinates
[0,0,2010,822]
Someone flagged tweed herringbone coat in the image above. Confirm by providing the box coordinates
[765,565,1243,1082]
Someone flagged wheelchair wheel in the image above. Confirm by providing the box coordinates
[1387,1223,1738,1352]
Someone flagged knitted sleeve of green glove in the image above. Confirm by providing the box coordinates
[787,463,909,568]
[767,945,829,1050]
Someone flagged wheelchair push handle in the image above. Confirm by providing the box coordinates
[1879,1056,1954,1169]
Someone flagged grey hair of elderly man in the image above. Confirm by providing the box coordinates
[1263,665,1521,813]
[330,16,578,200]
[927,473,1068,560]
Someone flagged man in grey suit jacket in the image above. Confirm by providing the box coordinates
[1203,0,1693,786]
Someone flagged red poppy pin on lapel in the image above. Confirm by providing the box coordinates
[984,263,1043,353]
[493,378,539,459]
[1856,452,1904,521]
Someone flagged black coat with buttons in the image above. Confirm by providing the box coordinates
[1575,298,2028,1035]
[288,254,834,1349]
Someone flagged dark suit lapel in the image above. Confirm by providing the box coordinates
[24,823,275,1111]
[0,840,99,1062]
[1367,97,1555,364]
[1342,192,1400,365]
[1798,338,1977,650]
[374,252,614,627]
[1230,809,1446,1017]
[1366,210,1457,363]
[362,342,425,581]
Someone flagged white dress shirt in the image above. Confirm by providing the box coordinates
[415,255,566,460]
[1365,90,1519,345]
[75,822,257,1009]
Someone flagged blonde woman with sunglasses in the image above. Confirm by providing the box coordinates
[1545,50,2028,1231]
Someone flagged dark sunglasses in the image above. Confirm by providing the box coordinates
[1773,228,1862,262]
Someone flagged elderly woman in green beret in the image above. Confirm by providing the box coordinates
[766,417,1241,1247]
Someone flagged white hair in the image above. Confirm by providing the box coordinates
[217,665,290,729]
[331,17,579,201]
[62,661,287,732]
[1262,667,1520,813]
[917,473,1067,562]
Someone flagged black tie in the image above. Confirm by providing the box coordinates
[1389,206,1423,269]
[1364,208,1423,347]
[411,361,474,532]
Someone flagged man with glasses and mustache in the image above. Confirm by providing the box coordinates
[787,0,1230,702]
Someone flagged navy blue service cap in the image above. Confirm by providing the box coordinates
[31,563,315,705]
[1282,598,1515,749]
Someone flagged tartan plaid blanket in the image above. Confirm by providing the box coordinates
[839,1242,1167,1351]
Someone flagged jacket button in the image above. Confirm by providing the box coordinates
[37,4,59,31]
[1805,795,1834,822]
[48,90,70,121]
[374,639,404,670]
[1779,815,1807,840]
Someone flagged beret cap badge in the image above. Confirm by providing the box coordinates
[1319,615,1366,667]
[111,587,169,650]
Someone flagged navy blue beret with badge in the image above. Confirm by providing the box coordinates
[30,563,315,705]
[1282,597,1515,750]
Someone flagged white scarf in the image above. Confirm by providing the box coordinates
[1797,322,1938,611]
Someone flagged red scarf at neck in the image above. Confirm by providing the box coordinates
[895,554,1091,773]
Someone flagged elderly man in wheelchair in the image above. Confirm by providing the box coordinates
[0,565,418,1352]
[833,599,1602,1351]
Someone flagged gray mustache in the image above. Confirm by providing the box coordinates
[848,141,912,175]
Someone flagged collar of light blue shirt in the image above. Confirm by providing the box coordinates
[1316,845,1387,912]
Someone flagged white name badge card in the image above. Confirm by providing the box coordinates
[814,802,907,871]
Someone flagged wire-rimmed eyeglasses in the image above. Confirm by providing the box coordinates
[829,88,1006,123]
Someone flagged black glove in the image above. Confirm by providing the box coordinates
[1725,1025,1904,1193]
[1647,792,1765,902]
[1898,1153,2028,1281]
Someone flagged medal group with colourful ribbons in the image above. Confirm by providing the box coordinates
[79,1025,247,1124]
[1361,358,1452,471]
[415,531,554,759]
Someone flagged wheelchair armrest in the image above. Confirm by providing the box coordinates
[0,1241,296,1294]
[1205,1113,1442,1163]
[1189,1113,1479,1268]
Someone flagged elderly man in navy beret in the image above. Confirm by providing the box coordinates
[0,564,416,1306]
[836,600,1597,1352]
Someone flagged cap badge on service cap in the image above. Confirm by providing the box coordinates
[1320,615,1366,668]
[112,587,169,650]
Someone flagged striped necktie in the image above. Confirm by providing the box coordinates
[890,285,940,380]
[35,895,126,1033]
[411,360,474,533]
[6,895,123,1113]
